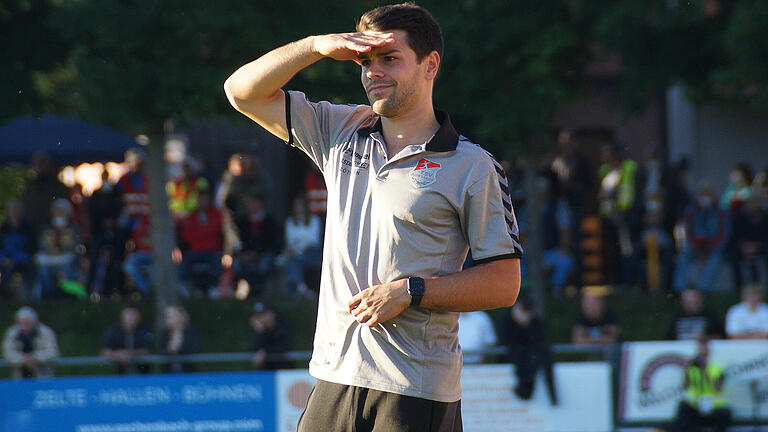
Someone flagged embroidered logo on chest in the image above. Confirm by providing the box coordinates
[409,158,441,188]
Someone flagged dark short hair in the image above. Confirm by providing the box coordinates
[356,3,443,62]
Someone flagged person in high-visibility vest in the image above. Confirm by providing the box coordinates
[672,337,732,432]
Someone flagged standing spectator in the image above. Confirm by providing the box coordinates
[281,196,322,295]
[215,154,245,254]
[158,305,199,373]
[671,338,731,432]
[674,183,728,293]
[500,298,557,404]
[638,203,675,291]
[571,289,621,345]
[101,305,153,374]
[728,195,768,288]
[227,155,273,216]
[666,287,725,340]
[34,199,80,299]
[0,199,35,300]
[597,144,639,284]
[122,215,153,294]
[250,304,292,370]
[21,153,70,239]
[178,189,224,296]
[725,283,768,339]
[719,162,752,213]
[457,311,497,364]
[86,171,124,296]
[549,130,592,289]
[167,158,209,221]
[550,129,593,213]
[2,307,59,379]
[521,177,573,295]
[116,148,150,222]
[234,194,281,295]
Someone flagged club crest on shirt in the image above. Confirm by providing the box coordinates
[409,158,441,188]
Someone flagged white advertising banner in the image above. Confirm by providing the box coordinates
[619,340,768,423]
[275,363,612,432]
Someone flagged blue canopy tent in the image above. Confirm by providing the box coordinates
[0,115,136,165]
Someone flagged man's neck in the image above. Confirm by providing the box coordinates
[381,104,440,159]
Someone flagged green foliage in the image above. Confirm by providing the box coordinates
[0,165,28,216]
[0,0,71,123]
[4,0,768,153]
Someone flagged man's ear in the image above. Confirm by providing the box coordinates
[424,51,440,79]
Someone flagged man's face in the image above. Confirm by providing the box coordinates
[121,308,141,331]
[358,30,434,118]
[681,290,703,314]
[18,317,36,333]
[582,295,604,320]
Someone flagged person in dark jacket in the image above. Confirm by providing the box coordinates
[101,305,153,374]
[250,304,292,370]
[234,194,281,295]
[500,297,557,404]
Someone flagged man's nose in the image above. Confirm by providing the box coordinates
[365,59,384,80]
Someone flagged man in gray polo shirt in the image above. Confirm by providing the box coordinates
[224,4,522,431]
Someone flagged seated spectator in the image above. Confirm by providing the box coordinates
[34,199,81,299]
[725,283,768,339]
[304,164,327,219]
[674,183,728,293]
[0,199,35,300]
[280,196,322,295]
[178,189,224,296]
[250,304,292,370]
[158,305,199,373]
[500,297,557,404]
[666,287,724,340]
[101,305,153,374]
[571,288,621,345]
[457,311,497,364]
[22,152,70,238]
[2,307,59,379]
[672,337,732,432]
[234,194,281,295]
[122,215,153,294]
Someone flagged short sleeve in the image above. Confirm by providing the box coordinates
[285,90,369,174]
[463,159,523,264]
[724,307,739,336]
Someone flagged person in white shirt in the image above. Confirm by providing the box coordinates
[725,283,768,339]
[458,311,498,364]
[281,196,322,294]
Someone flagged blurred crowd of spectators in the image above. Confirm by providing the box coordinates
[508,129,768,294]
[3,302,291,378]
[0,149,325,302]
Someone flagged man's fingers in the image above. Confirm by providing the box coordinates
[348,293,363,311]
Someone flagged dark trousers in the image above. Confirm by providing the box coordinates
[297,380,462,432]
[673,400,731,432]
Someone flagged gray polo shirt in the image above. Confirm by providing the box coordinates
[286,90,522,402]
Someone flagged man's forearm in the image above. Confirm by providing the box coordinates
[421,259,520,312]
[224,37,322,102]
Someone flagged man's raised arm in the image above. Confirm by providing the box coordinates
[223,32,394,141]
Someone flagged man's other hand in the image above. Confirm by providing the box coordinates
[348,279,410,327]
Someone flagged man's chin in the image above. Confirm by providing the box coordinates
[371,100,392,117]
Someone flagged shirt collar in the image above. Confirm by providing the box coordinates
[357,109,459,152]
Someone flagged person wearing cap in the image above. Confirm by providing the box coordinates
[2,307,60,379]
[225,4,521,430]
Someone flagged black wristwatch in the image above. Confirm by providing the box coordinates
[407,277,425,307]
